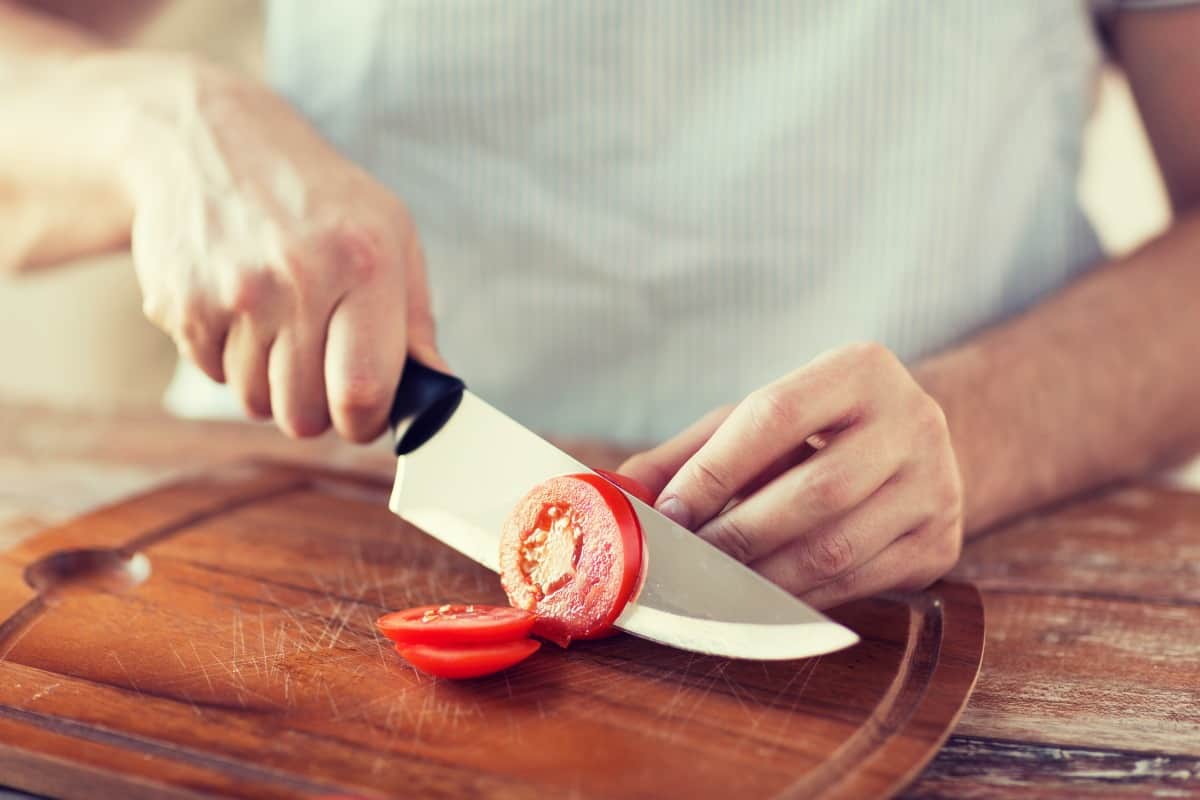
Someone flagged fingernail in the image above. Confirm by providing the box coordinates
[657,496,692,529]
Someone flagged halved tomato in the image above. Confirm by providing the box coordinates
[593,468,656,505]
[376,604,535,647]
[499,473,644,647]
[397,638,541,680]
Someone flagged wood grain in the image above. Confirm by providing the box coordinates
[904,736,1200,799]
[0,460,983,799]
[1,402,1197,798]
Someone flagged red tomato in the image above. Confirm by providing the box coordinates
[499,473,644,647]
[376,604,535,647]
[397,638,541,680]
[592,468,656,505]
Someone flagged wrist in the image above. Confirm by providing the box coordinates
[912,346,999,536]
[45,51,238,203]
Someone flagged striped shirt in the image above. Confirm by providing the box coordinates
[165,0,1196,445]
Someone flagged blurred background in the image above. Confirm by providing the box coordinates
[0,0,1173,414]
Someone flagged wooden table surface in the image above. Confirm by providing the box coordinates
[1,401,1197,799]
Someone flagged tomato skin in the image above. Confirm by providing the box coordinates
[376,604,535,647]
[499,473,644,647]
[397,638,541,680]
[592,469,656,505]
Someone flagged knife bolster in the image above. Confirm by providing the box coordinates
[389,358,466,455]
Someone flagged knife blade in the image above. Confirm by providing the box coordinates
[387,359,859,661]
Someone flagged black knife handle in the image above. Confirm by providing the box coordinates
[388,357,466,456]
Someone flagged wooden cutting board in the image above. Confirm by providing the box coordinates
[0,461,984,800]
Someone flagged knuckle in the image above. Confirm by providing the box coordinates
[704,516,756,563]
[278,249,314,300]
[937,525,964,572]
[939,469,965,519]
[912,525,962,581]
[796,531,855,583]
[334,378,390,425]
[746,386,796,434]
[688,458,733,499]
[228,269,274,314]
[327,221,385,284]
[911,395,949,441]
[848,340,895,370]
[807,462,855,515]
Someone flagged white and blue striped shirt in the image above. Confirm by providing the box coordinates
[165,0,1195,445]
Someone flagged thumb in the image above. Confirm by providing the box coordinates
[406,308,451,373]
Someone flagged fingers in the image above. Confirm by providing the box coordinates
[694,424,901,563]
[269,318,332,438]
[616,405,734,502]
[155,295,230,385]
[222,314,274,419]
[794,521,963,610]
[324,285,406,443]
[655,349,867,529]
[400,232,449,372]
[320,215,447,443]
[747,476,931,595]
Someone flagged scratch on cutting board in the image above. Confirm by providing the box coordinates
[257,609,268,676]
[781,656,823,718]
[108,650,143,694]
[719,665,753,727]
[368,559,387,610]
[178,688,203,719]
[323,680,341,719]
[169,643,190,672]
[234,613,246,661]
[187,639,216,694]
[653,654,698,720]
[28,682,60,702]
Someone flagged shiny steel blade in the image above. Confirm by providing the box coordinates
[389,391,859,660]
[612,496,860,660]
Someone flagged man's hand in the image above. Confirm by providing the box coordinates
[111,54,444,441]
[619,343,964,609]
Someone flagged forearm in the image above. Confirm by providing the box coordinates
[0,1,134,271]
[916,212,1200,536]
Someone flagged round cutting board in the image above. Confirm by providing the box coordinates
[0,461,984,799]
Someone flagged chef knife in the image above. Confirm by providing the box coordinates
[386,358,859,661]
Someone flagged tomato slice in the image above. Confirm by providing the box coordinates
[396,638,541,680]
[499,473,644,647]
[592,468,656,505]
[376,604,535,647]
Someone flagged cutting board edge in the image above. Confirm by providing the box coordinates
[873,580,986,799]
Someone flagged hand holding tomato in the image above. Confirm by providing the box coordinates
[618,343,964,609]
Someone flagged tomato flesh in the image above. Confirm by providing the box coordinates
[376,604,535,647]
[593,468,656,505]
[397,638,541,680]
[499,473,644,647]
